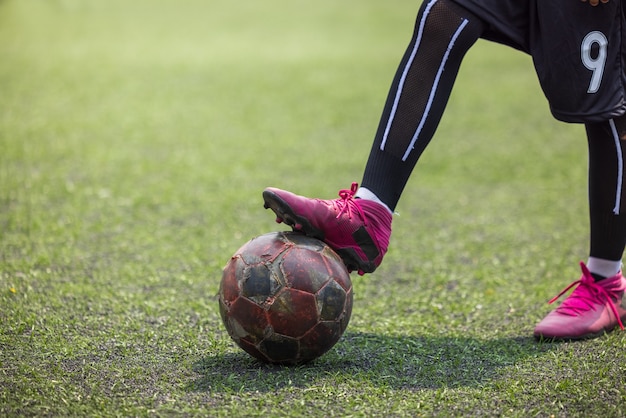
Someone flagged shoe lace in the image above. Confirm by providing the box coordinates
[333,182,367,225]
[548,262,624,330]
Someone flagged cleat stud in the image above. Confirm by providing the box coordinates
[275,217,283,224]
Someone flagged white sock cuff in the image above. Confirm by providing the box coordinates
[355,187,393,214]
[586,257,623,278]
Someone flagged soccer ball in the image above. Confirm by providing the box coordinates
[218,231,353,365]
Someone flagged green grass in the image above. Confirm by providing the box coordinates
[1,0,625,416]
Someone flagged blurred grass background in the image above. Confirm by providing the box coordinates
[1,0,624,416]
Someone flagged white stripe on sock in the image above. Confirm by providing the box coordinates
[380,0,438,152]
[609,119,624,215]
[402,18,469,161]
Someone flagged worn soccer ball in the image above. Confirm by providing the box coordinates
[218,231,353,365]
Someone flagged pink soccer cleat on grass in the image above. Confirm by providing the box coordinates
[534,262,626,340]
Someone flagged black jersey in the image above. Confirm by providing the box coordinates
[452,0,626,123]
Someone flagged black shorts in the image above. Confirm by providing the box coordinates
[452,0,626,123]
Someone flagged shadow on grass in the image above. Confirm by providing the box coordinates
[189,332,555,392]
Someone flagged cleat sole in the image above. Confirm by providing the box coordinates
[262,189,324,240]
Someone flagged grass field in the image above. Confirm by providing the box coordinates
[2,0,625,416]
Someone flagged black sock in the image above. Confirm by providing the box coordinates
[586,116,626,264]
[361,0,484,211]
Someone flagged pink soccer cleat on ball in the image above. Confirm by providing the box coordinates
[262,182,392,275]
